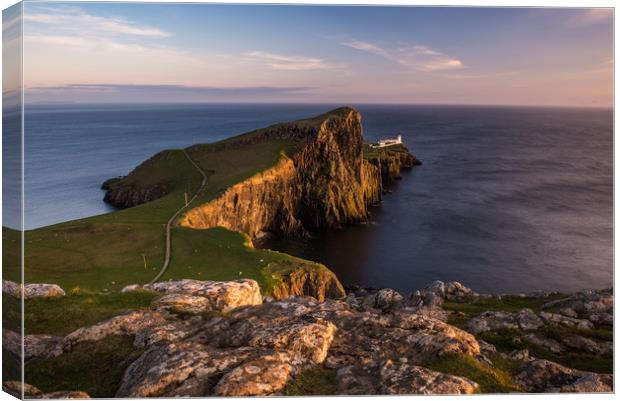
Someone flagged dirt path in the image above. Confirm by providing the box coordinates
[149,149,208,284]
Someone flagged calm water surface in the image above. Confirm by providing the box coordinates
[23,104,613,293]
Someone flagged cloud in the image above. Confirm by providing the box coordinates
[246,51,333,70]
[24,7,171,38]
[340,40,390,58]
[341,40,464,72]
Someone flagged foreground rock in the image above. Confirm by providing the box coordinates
[16,279,613,396]
[514,359,612,393]
[337,361,478,395]
[122,279,262,312]
[465,309,544,334]
[115,293,481,397]
[3,329,63,361]
[2,381,90,399]
[2,280,65,299]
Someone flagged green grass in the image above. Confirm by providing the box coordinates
[283,365,338,396]
[426,353,522,393]
[3,290,157,336]
[444,294,565,328]
[162,226,325,295]
[477,328,613,374]
[25,335,142,397]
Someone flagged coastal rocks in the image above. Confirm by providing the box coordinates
[515,309,545,331]
[465,311,516,334]
[523,334,565,354]
[102,151,176,209]
[362,288,404,311]
[541,289,613,327]
[336,360,478,395]
[366,144,421,185]
[465,309,543,334]
[560,335,612,356]
[513,359,613,393]
[116,342,256,397]
[415,281,482,308]
[152,294,212,314]
[62,310,169,352]
[116,291,481,397]
[539,312,593,330]
[213,352,294,396]
[2,280,65,299]
[122,279,262,312]
[116,301,338,397]
[379,361,478,395]
[270,267,346,301]
[2,381,91,399]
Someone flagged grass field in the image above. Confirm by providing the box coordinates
[3,130,315,295]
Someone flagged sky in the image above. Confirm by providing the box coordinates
[3,2,614,106]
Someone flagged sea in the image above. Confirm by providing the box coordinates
[14,103,613,293]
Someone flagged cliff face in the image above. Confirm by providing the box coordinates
[102,151,178,209]
[180,107,415,238]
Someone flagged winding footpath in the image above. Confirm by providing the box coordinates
[149,149,208,284]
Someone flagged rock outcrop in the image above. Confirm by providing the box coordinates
[180,107,419,238]
[114,294,480,397]
[2,280,65,299]
[121,279,262,312]
[513,359,613,392]
[16,279,613,396]
[269,267,346,302]
[102,151,176,209]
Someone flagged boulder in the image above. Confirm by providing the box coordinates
[2,329,63,361]
[515,308,544,331]
[539,312,593,330]
[464,308,542,334]
[2,280,65,299]
[362,288,403,310]
[62,310,169,352]
[336,359,478,395]
[561,336,612,356]
[379,360,479,394]
[513,359,612,393]
[122,279,262,312]
[523,334,565,354]
[152,294,211,314]
[214,352,294,396]
[465,311,518,334]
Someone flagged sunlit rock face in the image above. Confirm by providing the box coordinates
[180,107,416,238]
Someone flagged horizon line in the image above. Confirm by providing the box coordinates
[22,100,613,110]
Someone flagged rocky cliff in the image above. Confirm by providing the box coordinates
[102,151,177,209]
[180,107,418,238]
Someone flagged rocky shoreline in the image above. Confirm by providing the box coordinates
[3,278,613,397]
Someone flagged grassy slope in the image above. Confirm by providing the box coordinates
[3,132,311,295]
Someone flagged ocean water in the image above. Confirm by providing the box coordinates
[22,104,613,293]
